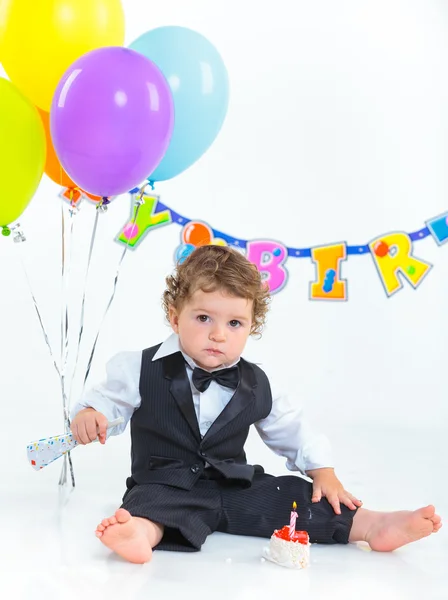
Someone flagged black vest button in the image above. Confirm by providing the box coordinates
[191,464,200,474]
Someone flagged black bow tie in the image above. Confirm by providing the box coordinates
[192,365,240,393]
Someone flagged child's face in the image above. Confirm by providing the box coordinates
[169,288,253,370]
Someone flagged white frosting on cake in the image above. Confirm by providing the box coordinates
[263,534,310,569]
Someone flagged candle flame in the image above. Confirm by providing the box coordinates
[293,501,297,510]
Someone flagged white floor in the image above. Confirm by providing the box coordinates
[2,425,446,600]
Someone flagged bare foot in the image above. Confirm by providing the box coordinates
[365,505,442,552]
[95,508,161,564]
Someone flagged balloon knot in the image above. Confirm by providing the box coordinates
[1,226,11,237]
[97,197,110,212]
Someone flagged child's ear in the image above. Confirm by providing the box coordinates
[168,305,179,333]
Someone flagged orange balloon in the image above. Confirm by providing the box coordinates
[83,191,103,203]
[182,221,212,247]
[37,108,76,188]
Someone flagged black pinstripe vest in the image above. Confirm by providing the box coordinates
[128,343,273,490]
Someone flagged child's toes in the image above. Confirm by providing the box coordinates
[108,516,118,526]
[101,518,111,527]
[96,523,106,532]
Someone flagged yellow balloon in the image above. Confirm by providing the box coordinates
[0,79,46,227]
[0,1,12,52]
[211,238,228,246]
[0,0,125,110]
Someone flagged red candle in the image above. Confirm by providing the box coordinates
[289,501,298,538]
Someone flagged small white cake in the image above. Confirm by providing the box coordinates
[263,526,310,569]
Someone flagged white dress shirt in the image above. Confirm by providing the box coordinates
[71,333,333,474]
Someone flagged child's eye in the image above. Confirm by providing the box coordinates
[197,315,210,323]
[229,320,241,328]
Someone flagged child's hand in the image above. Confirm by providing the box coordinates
[306,467,362,515]
[70,408,108,445]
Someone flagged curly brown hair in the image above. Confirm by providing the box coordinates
[162,245,271,336]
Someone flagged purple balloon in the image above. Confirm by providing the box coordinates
[50,47,174,197]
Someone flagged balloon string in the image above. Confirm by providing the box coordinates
[67,201,102,410]
[81,188,147,391]
[60,202,68,388]
[14,228,62,383]
[12,213,76,489]
[59,197,77,488]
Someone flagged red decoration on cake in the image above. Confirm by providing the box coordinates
[273,526,309,545]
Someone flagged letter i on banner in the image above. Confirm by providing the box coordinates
[116,192,172,248]
[309,243,347,300]
[246,240,288,293]
[369,232,432,296]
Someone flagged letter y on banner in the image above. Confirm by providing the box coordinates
[116,191,172,249]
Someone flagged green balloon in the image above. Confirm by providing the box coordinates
[0,78,46,226]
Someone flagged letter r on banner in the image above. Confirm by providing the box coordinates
[369,232,432,296]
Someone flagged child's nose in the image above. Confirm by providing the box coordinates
[209,328,225,342]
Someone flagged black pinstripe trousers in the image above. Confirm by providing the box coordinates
[121,470,357,552]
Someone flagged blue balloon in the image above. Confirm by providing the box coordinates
[129,26,229,182]
[175,243,195,264]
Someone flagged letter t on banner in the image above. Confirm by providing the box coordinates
[369,232,432,296]
[426,211,448,245]
[116,192,172,249]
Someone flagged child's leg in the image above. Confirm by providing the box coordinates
[219,474,441,551]
[96,480,223,563]
[96,509,163,564]
[219,474,356,544]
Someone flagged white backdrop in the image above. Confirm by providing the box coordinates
[1,0,447,497]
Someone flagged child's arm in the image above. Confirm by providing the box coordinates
[71,407,109,445]
[70,350,142,440]
[304,466,362,514]
[254,378,361,513]
[254,381,333,474]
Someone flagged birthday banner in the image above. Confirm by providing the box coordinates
[97,189,448,300]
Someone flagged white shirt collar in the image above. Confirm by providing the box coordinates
[152,332,240,371]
